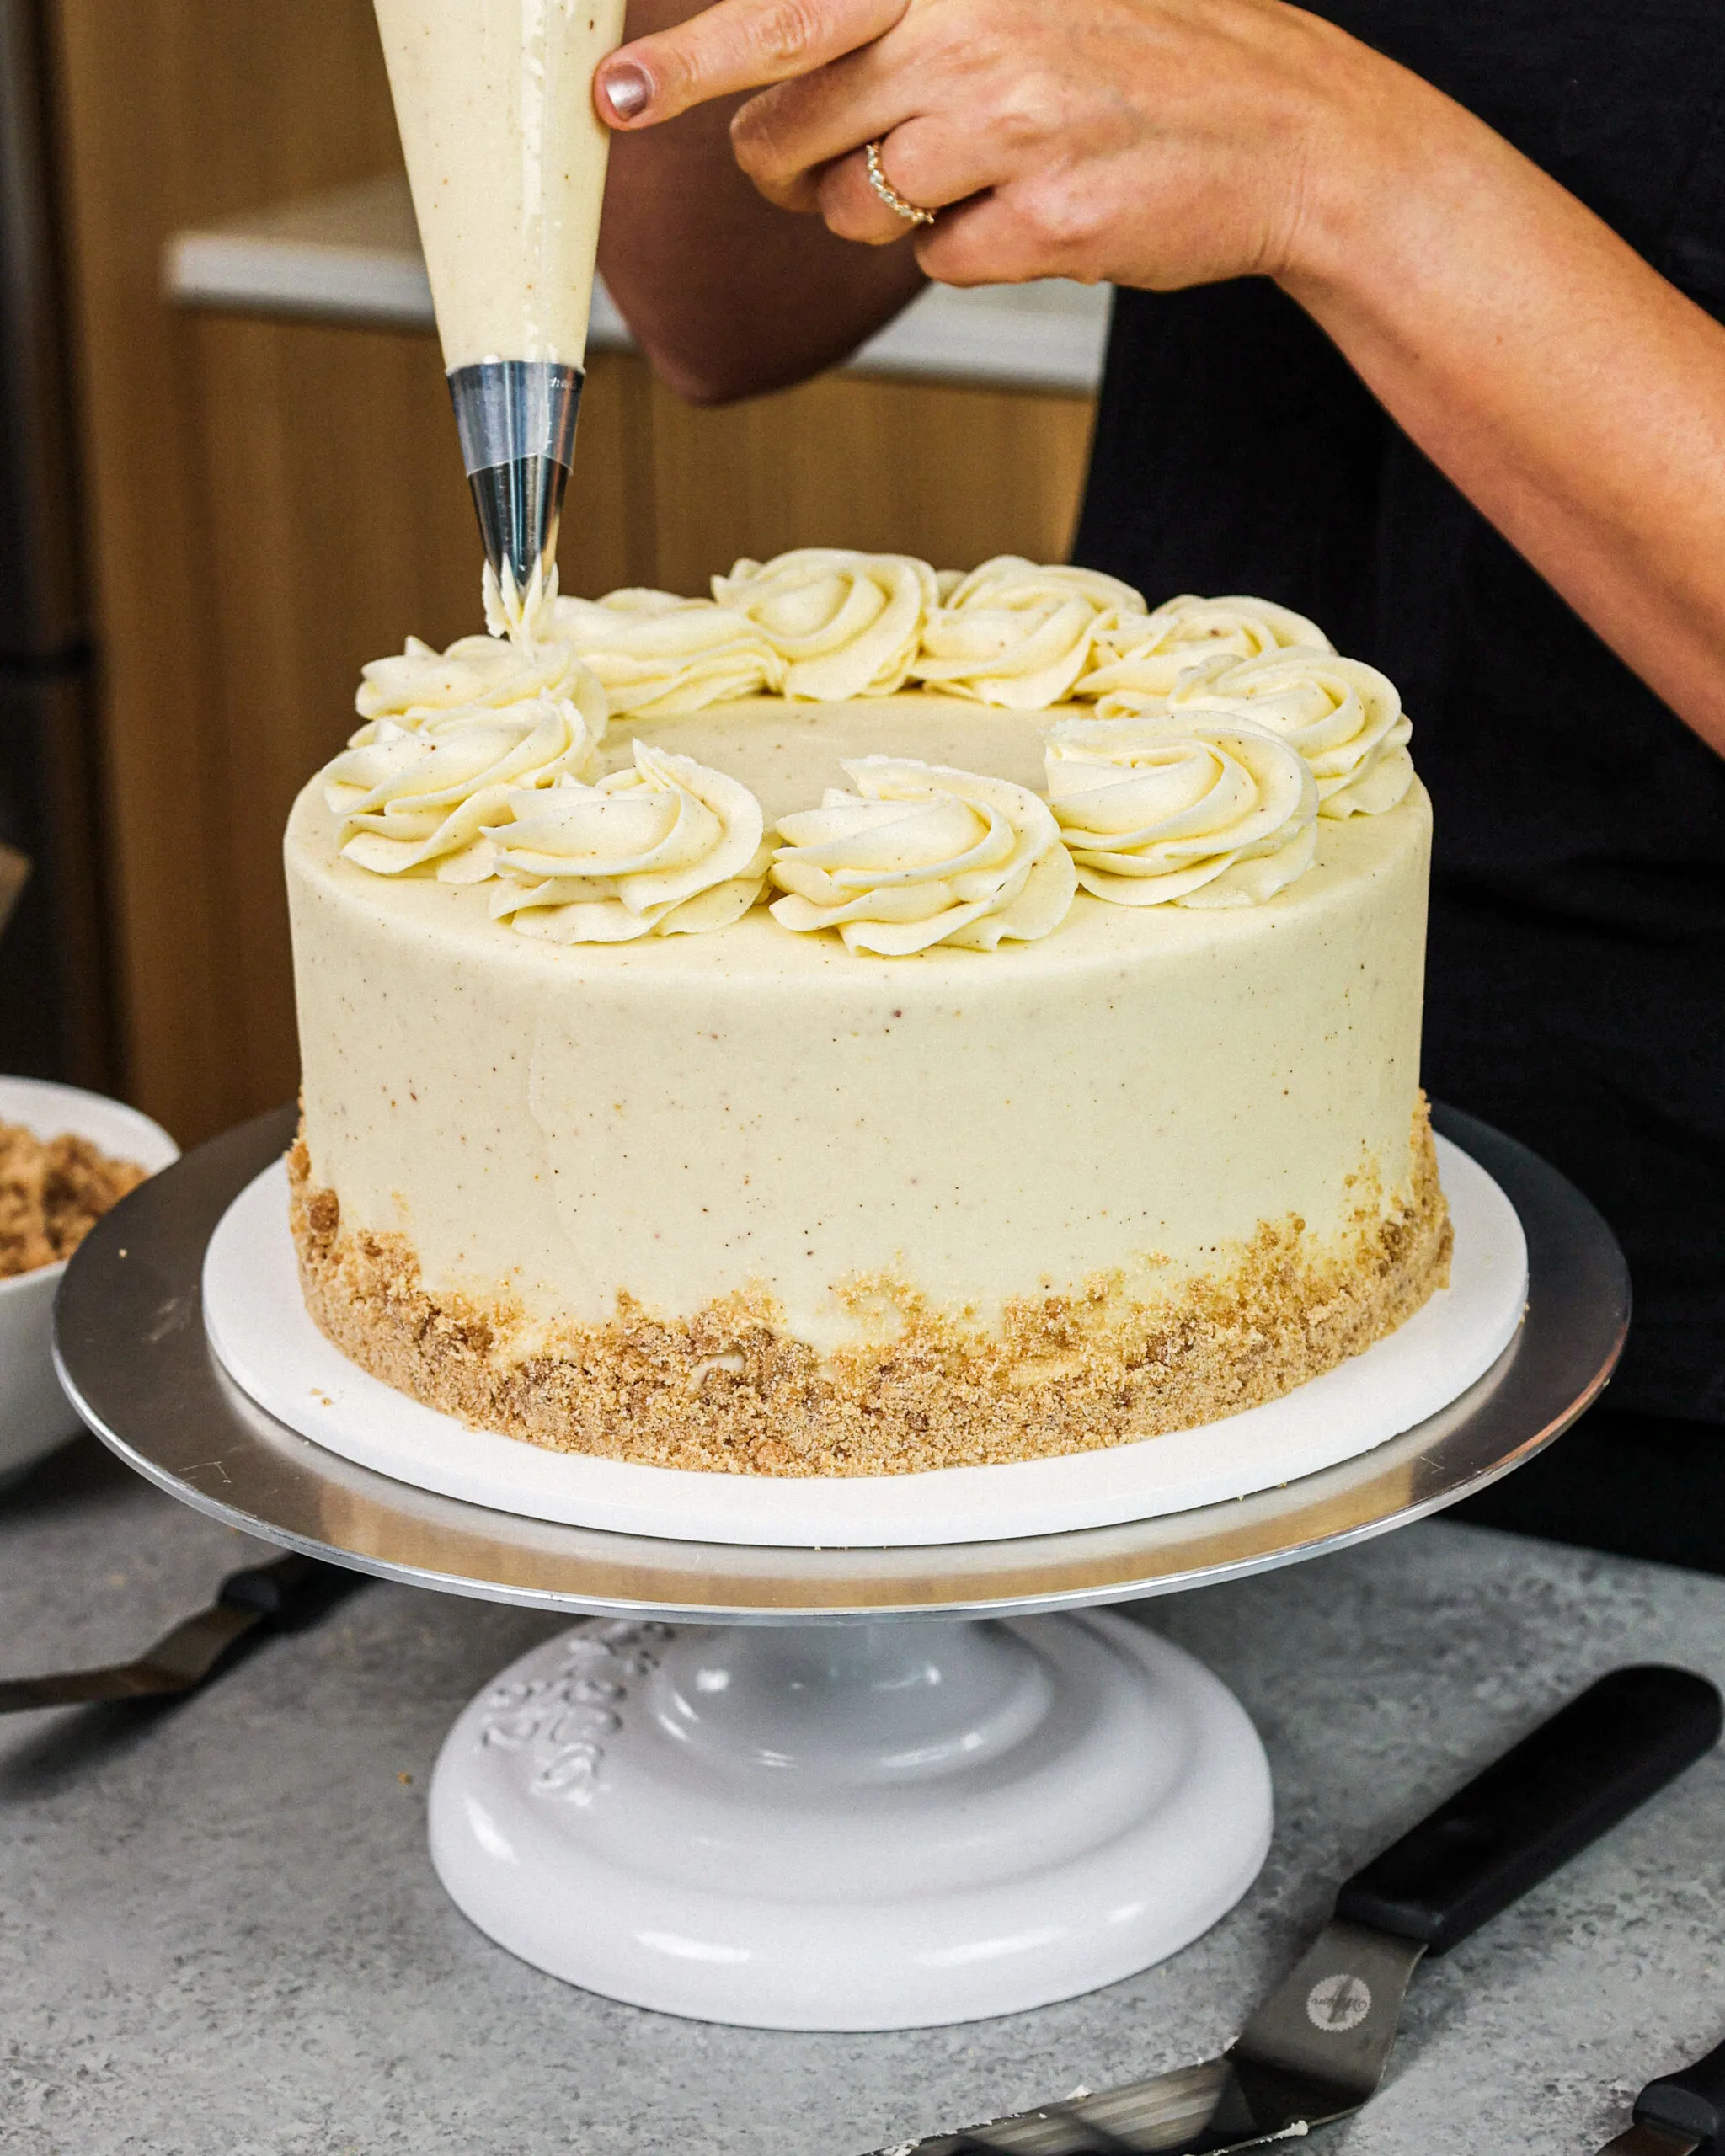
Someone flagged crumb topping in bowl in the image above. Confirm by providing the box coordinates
[0,1123,147,1278]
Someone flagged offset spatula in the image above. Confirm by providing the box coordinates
[873,1665,1722,2156]
[0,1551,365,1711]
[1601,2036,1725,2156]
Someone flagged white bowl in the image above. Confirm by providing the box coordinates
[0,1075,179,1483]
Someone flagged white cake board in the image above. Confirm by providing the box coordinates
[201,1134,1526,1550]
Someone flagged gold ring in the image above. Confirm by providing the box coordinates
[864,139,937,227]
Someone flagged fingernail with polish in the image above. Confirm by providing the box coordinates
[601,62,652,121]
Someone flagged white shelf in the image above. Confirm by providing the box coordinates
[163,173,1108,394]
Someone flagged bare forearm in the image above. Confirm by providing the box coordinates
[598,0,924,403]
[1282,64,1725,755]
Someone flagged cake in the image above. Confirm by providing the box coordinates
[285,552,1450,1476]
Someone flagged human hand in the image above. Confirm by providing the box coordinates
[594,0,1441,293]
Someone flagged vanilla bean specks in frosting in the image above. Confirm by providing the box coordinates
[1078,592,1333,702]
[323,698,606,879]
[1154,649,1414,817]
[355,568,599,737]
[712,548,938,701]
[1044,717,1317,907]
[770,757,1077,955]
[910,556,1146,709]
[317,556,1424,953]
[485,742,772,943]
[551,590,785,715]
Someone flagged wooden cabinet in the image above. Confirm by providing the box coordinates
[47,1,1094,1145]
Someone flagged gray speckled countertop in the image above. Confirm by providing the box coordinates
[3,1436,1722,2156]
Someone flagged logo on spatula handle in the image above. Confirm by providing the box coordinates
[1306,1973,1374,2031]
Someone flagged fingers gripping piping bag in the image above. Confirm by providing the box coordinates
[373,0,628,610]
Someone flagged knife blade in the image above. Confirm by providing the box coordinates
[1599,2033,1725,2156]
[873,1663,1722,2156]
[0,1550,366,1711]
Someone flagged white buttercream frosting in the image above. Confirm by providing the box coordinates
[354,627,603,738]
[770,755,1077,955]
[1156,649,1414,816]
[1079,592,1333,702]
[482,558,563,647]
[355,563,606,743]
[551,589,786,714]
[711,549,939,701]
[483,740,771,942]
[333,566,1417,939]
[911,556,1146,709]
[1044,716,1317,907]
[323,698,604,879]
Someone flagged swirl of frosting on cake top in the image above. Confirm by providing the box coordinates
[550,589,786,715]
[1155,649,1414,817]
[1079,592,1333,702]
[483,741,772,943]
[911,557,1146,710]
[770,755,1077,956]
[323,698,604,880]
[711,549,939,701]
[354,630,601,737]
[1044,716,1317,908]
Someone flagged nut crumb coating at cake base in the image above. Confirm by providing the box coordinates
[287,1102,1450,1477]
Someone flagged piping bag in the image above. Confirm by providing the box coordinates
[372,0,628,622]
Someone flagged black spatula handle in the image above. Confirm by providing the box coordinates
[1334,1664,1721,1956]
[1634,2036,1725,2148]
[218,1551,367,1632]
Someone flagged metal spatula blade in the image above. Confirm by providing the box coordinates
[873,1666,1722,2156]
[0,1551,364,1711]
[889,1921,1424,2155]
[1599,2129,1704,2156]
[1597,2030,1725,2156]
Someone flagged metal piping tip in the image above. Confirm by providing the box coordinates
[447,360,584,604]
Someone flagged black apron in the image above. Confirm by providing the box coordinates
[1074,0,1725,1447]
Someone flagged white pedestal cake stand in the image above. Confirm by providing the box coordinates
[54,1104,1627,2032]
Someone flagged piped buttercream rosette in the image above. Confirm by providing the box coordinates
[1044,716,1317,908]
[323,697,605,880]
[354,627,601,738]
[483,741,772,943]
[1078,592,1334,702]
[769,755,1077,956]
[711,549,938,701]
[1151,648,1414,817]
[910,557,1146,709]
[551,589,786,715]
[482,558,561,647]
